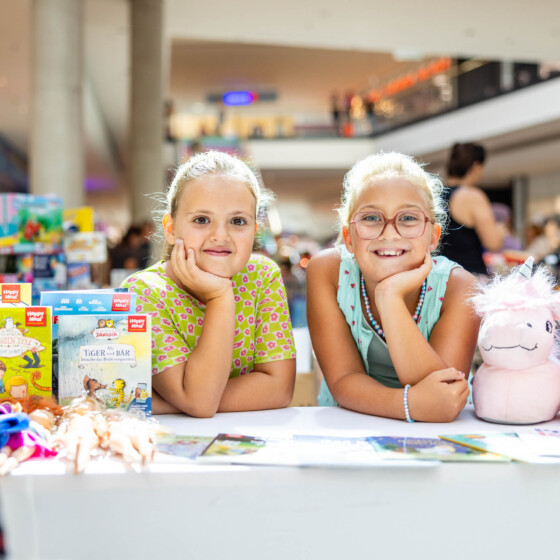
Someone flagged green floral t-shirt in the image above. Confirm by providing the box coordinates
[121,254,296,377]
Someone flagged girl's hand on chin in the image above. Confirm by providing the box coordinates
[171,240,233,303]
[375,251,432,300]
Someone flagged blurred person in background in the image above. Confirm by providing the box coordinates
[526,214,560,262]
[440,142,505,276]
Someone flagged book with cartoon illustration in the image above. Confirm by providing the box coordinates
[0,306,52,399]
[0,283,32,306]
[367,436,509,462]
[155,435,214,461]
[439,433,560,463]
[57,314,151,415]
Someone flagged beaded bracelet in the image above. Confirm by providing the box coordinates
[403,384,415,423]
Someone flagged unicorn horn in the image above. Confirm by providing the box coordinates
[517,256,534,280]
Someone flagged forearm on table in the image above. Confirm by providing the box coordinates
[218,363,296,412]
[331,373,406,420]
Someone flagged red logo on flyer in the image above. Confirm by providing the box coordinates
[1,284,21,304]
[112,293,131,312]
[25,307,47,327]
[128,315,147,332]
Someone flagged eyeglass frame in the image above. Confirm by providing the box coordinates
[350,210,433,240]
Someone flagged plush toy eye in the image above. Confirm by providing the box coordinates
[546,321,553,333]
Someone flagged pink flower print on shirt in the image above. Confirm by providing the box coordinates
[234,359,241,367]
[161,318,171,326]
[233,341,244,349]
[242,274,249,283]
[237,313,244,322]
[166,284,173,291]
[266,341,276,350]
[248,316,254,325]
[157,355,166,362]
[152,367,158,375]
[178,293,186,299]
[251,290,257,298]
[149,311,158,318]
[187,324,194,334]
[275,332,284,339]
[256,280,262,287]
[244,328,250,336]
[264,289,271,295]
[197,318,204,326]
[163,335,175,344]
[262,307,274,313]
[263,265,269,271]
[173,298,182,306]
[155,303,165,310]
[240,349,247,356]
[152,325,163,334]
[139,296,148,303]
[180,346,188,353]
[247,264,255,272]
[186,307,193,315]
[180,313,188,320]
[250,342,255,351]
[160,290,166,298]
[240,367,247,375]
[281,322,287,329]
[234,295,241,302]
[239,286,247,293]
[163,345,175,352]
[244,300,252,307]
[143,288,152,296]
[248,355,253,361]
[256,337,263,344]
[282,344,290,351]
[136,305,142,312]
[262,325,269,334]
[258,351,267,357]
[234,328,240,336]
[271,312,278,321]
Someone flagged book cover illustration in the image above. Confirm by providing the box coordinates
[199,433,298,466]
[440,433,560,463]
[155,435,214,461]
[0,307,52,399]
[367,436,509,462]
[57,314,151,415]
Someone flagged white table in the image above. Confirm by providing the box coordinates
[2,406,560,560]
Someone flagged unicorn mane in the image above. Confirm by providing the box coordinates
[470,264,560,318]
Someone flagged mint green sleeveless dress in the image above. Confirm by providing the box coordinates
[318,248,459,406]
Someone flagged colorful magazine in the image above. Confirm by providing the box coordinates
[0,306,52,399]
[367,436,509,462]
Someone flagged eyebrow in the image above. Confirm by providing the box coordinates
[186,209,253,217]
[357,203,425,212]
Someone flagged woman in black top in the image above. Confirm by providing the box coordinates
[440,143,504,275]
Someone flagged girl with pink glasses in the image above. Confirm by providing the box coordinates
[307,152,479,422]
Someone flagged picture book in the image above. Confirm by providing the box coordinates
[438,433,560,463]
[63,206,94,233]
[0,306,52,399]
[155,435,214,461]
[64,231,108,263]
[57,314,151,415]
[367,436,509,462]
[0,283,32,306]
[199,433,298,466]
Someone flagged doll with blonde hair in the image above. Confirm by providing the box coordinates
[307,152,479,422]
[122,151,296,416]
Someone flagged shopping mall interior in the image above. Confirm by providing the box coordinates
[1,0,560,297]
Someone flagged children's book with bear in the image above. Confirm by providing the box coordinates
[57,314,151,415]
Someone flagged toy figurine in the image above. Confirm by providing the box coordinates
[471,257,560,424]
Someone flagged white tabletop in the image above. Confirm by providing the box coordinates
[2,406,560,560]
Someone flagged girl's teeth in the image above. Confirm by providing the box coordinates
[377,250,403,256]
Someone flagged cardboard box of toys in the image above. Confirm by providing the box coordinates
[0,306,52,400]
[57,314,151,415]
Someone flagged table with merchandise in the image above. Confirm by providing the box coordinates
[2,404,560,560]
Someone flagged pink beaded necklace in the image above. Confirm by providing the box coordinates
[360,274,426,340]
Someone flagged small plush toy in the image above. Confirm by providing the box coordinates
[471,257,560,424]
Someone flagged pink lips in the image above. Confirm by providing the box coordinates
[203,248,232,257]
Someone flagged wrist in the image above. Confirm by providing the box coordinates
[403,384,415,423]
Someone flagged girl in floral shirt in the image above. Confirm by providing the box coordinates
[122,151,296,416]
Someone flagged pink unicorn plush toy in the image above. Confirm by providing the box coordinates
[471,257,560,424]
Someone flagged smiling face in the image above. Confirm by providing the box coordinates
[479,307,555,370]
[164,175,257,278]
[343,178,441,283]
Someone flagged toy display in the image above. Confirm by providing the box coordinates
[471,257,560,424]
